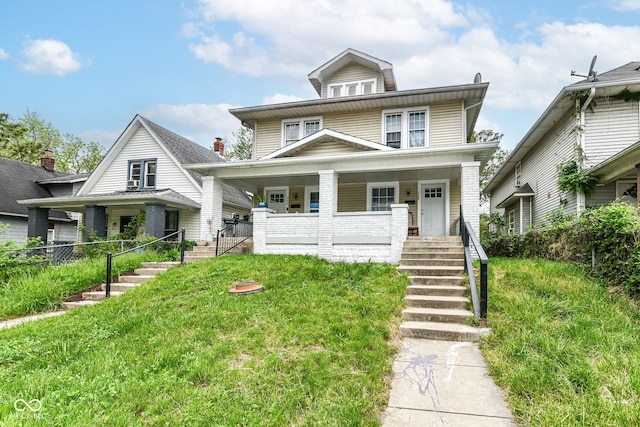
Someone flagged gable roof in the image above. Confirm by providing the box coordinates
[307,48,397,95]
[77,115,251,209]
[0,157,73,220]
[261,129,394,160]
[496,183,535,208]
[484,61,640,194]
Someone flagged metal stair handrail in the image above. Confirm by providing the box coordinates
[215,215,253,257]
[459,206,488,320]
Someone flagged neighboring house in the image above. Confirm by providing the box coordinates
[0,152,85,245]
[484,61,640,234]
[19,115,251,242]
[185,49,498,263]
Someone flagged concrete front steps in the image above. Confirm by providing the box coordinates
[184,238,253,263]
[398,236,480,342]
[61,261,179,310]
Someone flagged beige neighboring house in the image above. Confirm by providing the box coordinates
[185,48,498,263]
[485,61,640,234]
[20,115,251,242]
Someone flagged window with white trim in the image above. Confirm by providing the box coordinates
[281,117,322,146]
[127,159,157,190]
[367,182,399,211]
[508,210,515,234]
[515,162,521,187]
[327,79,376,98]
[382,107,429,149]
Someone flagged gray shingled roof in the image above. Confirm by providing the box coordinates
[138,116,251,209]
[572,61,640,85]
[0,157,72,220]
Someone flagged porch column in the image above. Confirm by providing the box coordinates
[252,207,271,254]
[318,170,338,261]
[461,162,480,236]
[85,205,107,238]
[145,202,166,238]
[201,176,224,240]
[27,207,49,244]
[390,204,408,264]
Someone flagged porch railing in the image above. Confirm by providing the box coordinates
[216,215,253,257]
[459,206,488,321]
[105,229,185,298]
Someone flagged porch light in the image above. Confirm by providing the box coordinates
[228,281,264,295]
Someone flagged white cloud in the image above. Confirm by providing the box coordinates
[184,0,640,117]
[20,39,88,76]
[78,129,122,148]
[139,103,243,146]
[611,0,640,11]
[0,48,9,60]
[262,94,305,105]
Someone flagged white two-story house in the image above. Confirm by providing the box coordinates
[485,61,640,234]
[186,49,497,263]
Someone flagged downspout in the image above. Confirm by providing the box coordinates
[576,87,596,213]
[464,101,483,143]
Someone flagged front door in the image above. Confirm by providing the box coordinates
[421,183,446,236]
[266,189,287,213]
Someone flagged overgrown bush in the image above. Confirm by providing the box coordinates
[483,202,640,294]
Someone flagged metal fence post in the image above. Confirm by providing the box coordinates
[106,252,112,298]
[180,228,186,265]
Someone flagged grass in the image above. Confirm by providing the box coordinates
[481,257,640,426]
[0,254,406,426]
[0,253,162,321]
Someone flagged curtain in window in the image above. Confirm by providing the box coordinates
[408,112,425,147]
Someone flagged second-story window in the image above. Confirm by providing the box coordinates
[515,162,521,187]
[281,117,322,146]
[382,107,429,149]
[127,159,157,190]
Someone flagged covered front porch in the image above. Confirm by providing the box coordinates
[187,145,491,263]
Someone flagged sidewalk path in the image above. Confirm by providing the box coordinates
[382,338,515,426]
[0,311,66,330]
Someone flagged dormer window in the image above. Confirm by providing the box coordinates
[282,117,322,146]
[127,159,157,190]
[327,79,376,98]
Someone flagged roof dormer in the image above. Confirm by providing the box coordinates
[307,48,397,98]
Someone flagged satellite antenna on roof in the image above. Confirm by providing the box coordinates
[571,55,598,81]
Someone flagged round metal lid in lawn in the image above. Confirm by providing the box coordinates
[228,281,264,295]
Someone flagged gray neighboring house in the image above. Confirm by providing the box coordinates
[0,153,86,245]
[485,61,640,234]
[19,115,252,242]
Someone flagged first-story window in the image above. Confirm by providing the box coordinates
[367,182,399,211]
[165,211,179,236]
[127,159,157,190]
[281,117,322,146]
[508,210,515,234]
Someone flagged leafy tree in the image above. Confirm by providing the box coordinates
[472,129,509,206]
[0,110,105,173]
[223,126,253,160]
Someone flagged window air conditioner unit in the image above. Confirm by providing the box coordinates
[127,179,140,188]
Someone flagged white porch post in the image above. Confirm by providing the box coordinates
[318,170,337,261]
[252,207,270,254]
[461,162,480,236]
[201,176,224,240]
[390,204,408,264]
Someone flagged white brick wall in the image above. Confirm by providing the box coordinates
[200,176,223,240]
[254,204,408,263]
[461,162,480,236]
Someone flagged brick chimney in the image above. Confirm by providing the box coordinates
[214,137,224,157]
[41,149,55,172]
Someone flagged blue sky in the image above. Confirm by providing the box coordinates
[1,0,639,152]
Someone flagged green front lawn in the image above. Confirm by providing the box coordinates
[482,258,640,426]
[0,255,406,426]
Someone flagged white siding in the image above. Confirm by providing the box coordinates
[584,99,640,168]
[430,101,464,146]
[490,111,577,231]
[0,216,28,245]
[87,127,202,203]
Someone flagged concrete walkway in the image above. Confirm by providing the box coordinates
[0,310,66,330]
[382,338,515,426]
